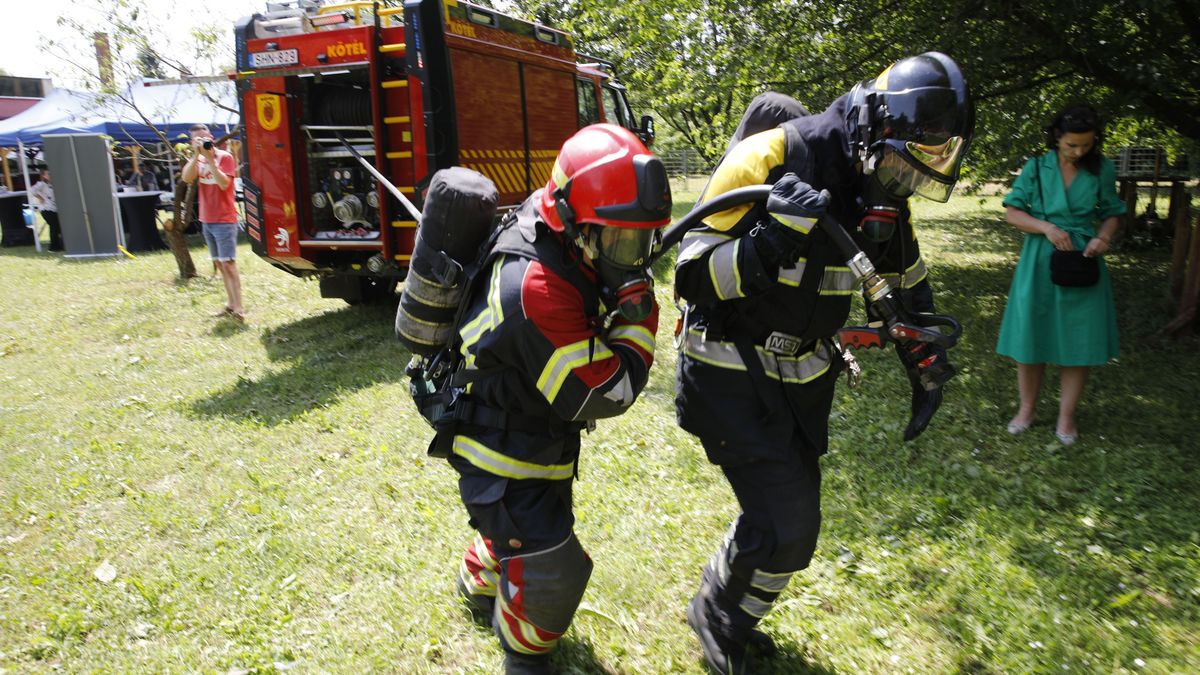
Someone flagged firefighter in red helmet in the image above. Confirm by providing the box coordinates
[449,124,671,673]
[676,53,973,673]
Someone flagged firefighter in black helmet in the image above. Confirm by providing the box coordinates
[676,52,973,674]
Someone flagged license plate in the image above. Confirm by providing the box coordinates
[250,49,299,68]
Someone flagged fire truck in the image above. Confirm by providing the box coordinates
[234,0,653,303]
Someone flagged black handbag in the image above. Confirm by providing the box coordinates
[1050,250,1099,287]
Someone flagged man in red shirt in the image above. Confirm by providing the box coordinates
[181,124,244,321]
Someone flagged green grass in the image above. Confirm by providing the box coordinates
[1,197,1197,674]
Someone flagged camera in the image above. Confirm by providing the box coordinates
[202,140,214,150]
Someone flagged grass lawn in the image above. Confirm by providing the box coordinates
[1,195,1197,673]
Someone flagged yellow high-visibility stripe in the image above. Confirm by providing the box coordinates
[380,43,406,53]
[452,436,574,481]
[777,258,808,287]
[608,324,655,354]
[473,533,498,571]
[460,257,505,348]
[678,230,733,264]
[818,266,857,296]
[708,239,743,300]
[391,220,417,228]
[387,151,413,159]
[383,115,411,124]
[749,569,791,593]
[904,257,928,287]
[458,558,498,596]
[739,594,772,619]
[382,79,408,89]
[394,254,412,261]
[536,339,613,403]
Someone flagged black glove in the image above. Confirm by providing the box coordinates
[897,342,955,441]
[754,174,828,262]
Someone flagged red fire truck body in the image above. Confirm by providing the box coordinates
[234,0,650,302]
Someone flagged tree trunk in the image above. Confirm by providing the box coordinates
[163,179,198,279]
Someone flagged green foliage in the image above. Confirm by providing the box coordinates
[1,203,1198,672]
[508,0,1198,178]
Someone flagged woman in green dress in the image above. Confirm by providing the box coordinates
[996,105,1126,445]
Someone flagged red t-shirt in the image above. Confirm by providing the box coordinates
[196,150,239,223]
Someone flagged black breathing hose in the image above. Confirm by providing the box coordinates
[654,185,864,265]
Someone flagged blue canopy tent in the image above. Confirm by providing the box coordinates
[0,78,238,147]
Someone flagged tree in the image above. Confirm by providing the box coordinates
[507,0,1197,180]
[47,0,239,278]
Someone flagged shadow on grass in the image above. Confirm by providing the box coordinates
[554,637,619,674]
[818,224,1199,665]
[190,303,411,425]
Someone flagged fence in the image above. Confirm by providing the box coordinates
[659,147,713,194]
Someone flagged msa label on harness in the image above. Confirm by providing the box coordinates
[765,331,803,356]
[250,49,299,68]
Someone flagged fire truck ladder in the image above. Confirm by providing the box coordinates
[373,4,422,265]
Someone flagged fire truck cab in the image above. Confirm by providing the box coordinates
[234,0,652,303]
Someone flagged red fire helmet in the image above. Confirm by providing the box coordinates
[538,123,672,234]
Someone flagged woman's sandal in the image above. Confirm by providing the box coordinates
[1006,420,1032,435]
[212,306,233,318]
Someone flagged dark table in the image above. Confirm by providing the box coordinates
[0,192,34,247]
[117,191,168,253]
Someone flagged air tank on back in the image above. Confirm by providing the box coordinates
[395,167,499,355]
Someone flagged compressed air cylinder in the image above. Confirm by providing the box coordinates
[396,167,499,355]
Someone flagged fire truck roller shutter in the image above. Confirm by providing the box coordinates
[313,85,372,126]
[396,167,500,355]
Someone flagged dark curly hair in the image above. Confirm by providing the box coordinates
[1044,104,1104,175]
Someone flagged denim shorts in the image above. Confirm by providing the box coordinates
[202,222,240,261]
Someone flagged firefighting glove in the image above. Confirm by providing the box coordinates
[897,342,955,441]
[755,174,828,263]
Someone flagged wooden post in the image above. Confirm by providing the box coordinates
[162,178,198,279]
[130,145,142,173]
[1120,179,1138,232]
[0,148,11,192]
[1166,211,1200,336]
[228,140,242,176]
[1167,182,1191,302]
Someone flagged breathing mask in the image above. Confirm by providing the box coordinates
[857,168,906,243]
[581,224,659,322]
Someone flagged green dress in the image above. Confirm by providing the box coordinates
[995,152,1126,366]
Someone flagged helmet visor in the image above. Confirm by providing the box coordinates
[875,138,966,202]
[595,225,657,270]
[880,88,971,146]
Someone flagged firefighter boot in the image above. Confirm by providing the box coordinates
[687,591,750,675]
[504,651,553,674]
